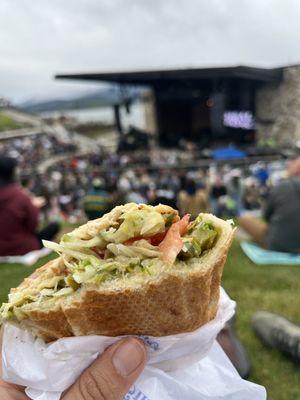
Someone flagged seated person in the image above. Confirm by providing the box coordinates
[82,178,113,220]
[238,157,300,253]
[177,179,208,218]
[0,156,59,256]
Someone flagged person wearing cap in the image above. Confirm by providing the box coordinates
[238,157,300,253]
[0,156,60,256]
[82,177,113,220]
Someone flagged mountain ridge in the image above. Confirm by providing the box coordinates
[19,87,143,113]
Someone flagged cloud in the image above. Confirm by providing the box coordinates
[1,0,300,101]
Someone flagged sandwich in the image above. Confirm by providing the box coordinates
[0,203,234,342]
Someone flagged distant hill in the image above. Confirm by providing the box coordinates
[20,87,143,113]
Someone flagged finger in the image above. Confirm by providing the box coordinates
[0,387,29,400]
[63,337,147,400]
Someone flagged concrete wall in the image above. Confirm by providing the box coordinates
[256,66,300,146]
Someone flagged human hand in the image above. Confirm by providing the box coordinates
[63,337,147,399]
[21,188,46,208]
[0,327,147,400]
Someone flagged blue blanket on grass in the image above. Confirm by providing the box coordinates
[240,241,300,265]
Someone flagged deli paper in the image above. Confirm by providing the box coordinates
[1,289,266,400]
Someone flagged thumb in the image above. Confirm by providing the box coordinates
[63,337,147,400]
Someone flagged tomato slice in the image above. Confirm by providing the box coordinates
[149,231,168,246]
[159,214,190,265]
[125,232,167,246]
[123,214,190,250]
[177,214,190,235]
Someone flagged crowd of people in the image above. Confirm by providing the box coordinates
[0,131,299,253]
[20,151,287,226]
[0,133,77,174]
[76,148,199,169]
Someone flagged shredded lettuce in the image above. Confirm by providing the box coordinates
[43,240,93,259]
[107,240,160,259]
[60,234,105,248]
[73,265,99,283]
[43,235,105,265]
[101,210,165,243]
[52,287,74,297]
[39,288,56,297]
[0,294,36,320]
[70,255,162,285]
[71,257,122,283]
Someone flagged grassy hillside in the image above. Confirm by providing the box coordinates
[0,112,24,132]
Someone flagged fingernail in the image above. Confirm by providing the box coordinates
[112,338,146,377]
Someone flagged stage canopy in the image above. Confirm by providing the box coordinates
[56,65,282,87]
[55,65,284,147]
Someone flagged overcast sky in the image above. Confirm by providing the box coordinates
[1,0,300,102]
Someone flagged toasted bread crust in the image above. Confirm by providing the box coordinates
[20,305,72,342]
[62,252,228,338]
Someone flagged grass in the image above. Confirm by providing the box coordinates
[0,112,23,132]
[1,240,300,399]
[0,253,58,305]
[223,240,300,400]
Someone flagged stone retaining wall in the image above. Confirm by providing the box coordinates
[256,66,300,146]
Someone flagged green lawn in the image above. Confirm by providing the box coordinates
[0,112,26,132]
[0,253,58,305]
[223,240,300,400]
[0,240,299,399]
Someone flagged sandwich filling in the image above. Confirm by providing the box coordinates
[0,207,219,322]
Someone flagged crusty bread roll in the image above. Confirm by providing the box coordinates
[0,203,234,342]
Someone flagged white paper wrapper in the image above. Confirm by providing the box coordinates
[1,288,266,400]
